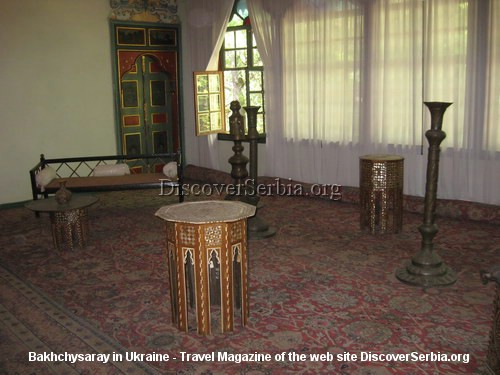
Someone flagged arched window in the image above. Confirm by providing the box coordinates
[220,0,266,134]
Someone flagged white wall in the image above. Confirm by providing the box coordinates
[0,0,116,204]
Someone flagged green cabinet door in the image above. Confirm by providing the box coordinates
[143,55,173,155]
[111,22,182,172]
[120,54,174,172]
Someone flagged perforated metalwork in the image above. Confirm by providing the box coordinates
[51,209,88,250]
[360,155,404,234]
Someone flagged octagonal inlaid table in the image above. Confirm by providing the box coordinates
[155,200,256,335]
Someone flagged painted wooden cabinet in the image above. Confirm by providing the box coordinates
[110,21,182,171]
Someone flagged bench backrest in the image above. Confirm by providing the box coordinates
[31,152,181,179]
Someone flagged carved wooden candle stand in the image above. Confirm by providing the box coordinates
[227,101,249,190]
[225,101,275,239]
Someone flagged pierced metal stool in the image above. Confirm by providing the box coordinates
[51,209,88,250]
[360,154,404,234]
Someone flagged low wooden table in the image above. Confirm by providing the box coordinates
[156,200,256,335]
[25,195,99,250]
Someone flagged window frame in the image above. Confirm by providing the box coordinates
[219,4,266,135]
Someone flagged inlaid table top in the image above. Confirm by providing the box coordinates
[155,200,256,224]
[25,195,99,213]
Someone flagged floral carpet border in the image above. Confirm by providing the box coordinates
[0,263,159,375]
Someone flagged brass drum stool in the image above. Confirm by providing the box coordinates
[359,154,404,234]
[155,200,256,335]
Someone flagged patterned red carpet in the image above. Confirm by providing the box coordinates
[0,190,498,374]
[0,264,159,375]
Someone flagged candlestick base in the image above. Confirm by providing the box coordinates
[248,214,276,240]
[396,258,457,288]
[225,193,276,240]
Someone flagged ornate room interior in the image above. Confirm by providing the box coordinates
[0,0,499,374]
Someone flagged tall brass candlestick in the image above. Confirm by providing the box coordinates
[243,105,276,239]
[396,102,457,288]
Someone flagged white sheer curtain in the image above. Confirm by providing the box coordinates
[367,0,423,147]
[485,0,500,153]
[365,0,426,196]
[249,0,365,187]
[423,0,499,203]
[181,0,233,169]
[247,1,287,179]
[248,0,499,205]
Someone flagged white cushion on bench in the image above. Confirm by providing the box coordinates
[162,161,178,180]
[35,166,57,191]
[92,164,130,177]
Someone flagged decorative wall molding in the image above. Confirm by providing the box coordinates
[109,0,179,24]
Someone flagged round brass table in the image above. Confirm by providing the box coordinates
[359,154,404,234]
[155,200,256,335]
[25,195,99,250]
